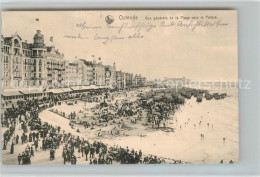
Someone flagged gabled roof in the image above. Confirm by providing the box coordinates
[80,59,93,66]
[4,37,12,44]
[47,46,54,52]
[4,34,23,41]
[22,42,32,49]
[12,34,22,40]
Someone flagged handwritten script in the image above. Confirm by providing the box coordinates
[63,15,230,45]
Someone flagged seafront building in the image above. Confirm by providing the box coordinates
[104,64,117,88]
[1,30,66,89]
[133,74,147,86]
[64,60,83,87]
[1,30,147,115]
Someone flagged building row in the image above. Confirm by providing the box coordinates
[1,30,147,92]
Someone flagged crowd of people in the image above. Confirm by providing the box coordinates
[2,91,173,165]
[1,87,237,165]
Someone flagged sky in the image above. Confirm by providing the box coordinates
[2,11,238,81]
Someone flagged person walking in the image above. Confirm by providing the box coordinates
[10,141,14,154]
[3,139,7,150]
[85,146,90,161]
[31,146,34,157]
[18,153,22,165]
[16,135,19,144]
[90,146,95,159]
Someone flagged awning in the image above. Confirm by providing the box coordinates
[99,86,108,89]
[90,85,98,89]
[61,88,73,92]
[71,86,83,91]
[2,91,23,97]
[90,85,107,89]
[70,85,105,91]
[49,88,64,94]
[19,90,43,95]
[82,86,92,90]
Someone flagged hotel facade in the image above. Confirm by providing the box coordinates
[1,30,147,91]
[1,30,148,117]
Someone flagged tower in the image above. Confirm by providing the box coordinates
[31,30,47,87]
[113,62,116,70]
[33,30,44,46]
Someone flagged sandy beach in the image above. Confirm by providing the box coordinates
[37,88,239,164]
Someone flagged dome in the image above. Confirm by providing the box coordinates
[33,30,44,44]
[34,30,44,38]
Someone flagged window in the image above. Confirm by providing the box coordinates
[39,50,43,56]
[14,39,19,47]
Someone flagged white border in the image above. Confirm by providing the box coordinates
[0,0,260,177]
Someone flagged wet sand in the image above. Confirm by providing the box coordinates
[102,89,238,164]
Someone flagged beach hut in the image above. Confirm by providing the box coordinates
[220,93,227,99]
[153,95,162,102]
[213,93,220,100]
[196,94,203,102]
[205,93,213,100]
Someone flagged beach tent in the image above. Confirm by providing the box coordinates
[153,95,163,101]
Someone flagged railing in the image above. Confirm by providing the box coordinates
[13,76,22,79]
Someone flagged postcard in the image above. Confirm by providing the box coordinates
[1,10,238,165]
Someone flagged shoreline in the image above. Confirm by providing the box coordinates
[1,87,238,164]
[39,87,238,164]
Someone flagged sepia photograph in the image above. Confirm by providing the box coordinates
[1,10,238,165]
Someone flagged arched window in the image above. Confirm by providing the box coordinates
[14,39,20,47]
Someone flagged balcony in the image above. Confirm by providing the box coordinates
[14,52,21,56]
[13,76,22,79]
[31,55,44,58]
[14,44,20,48]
